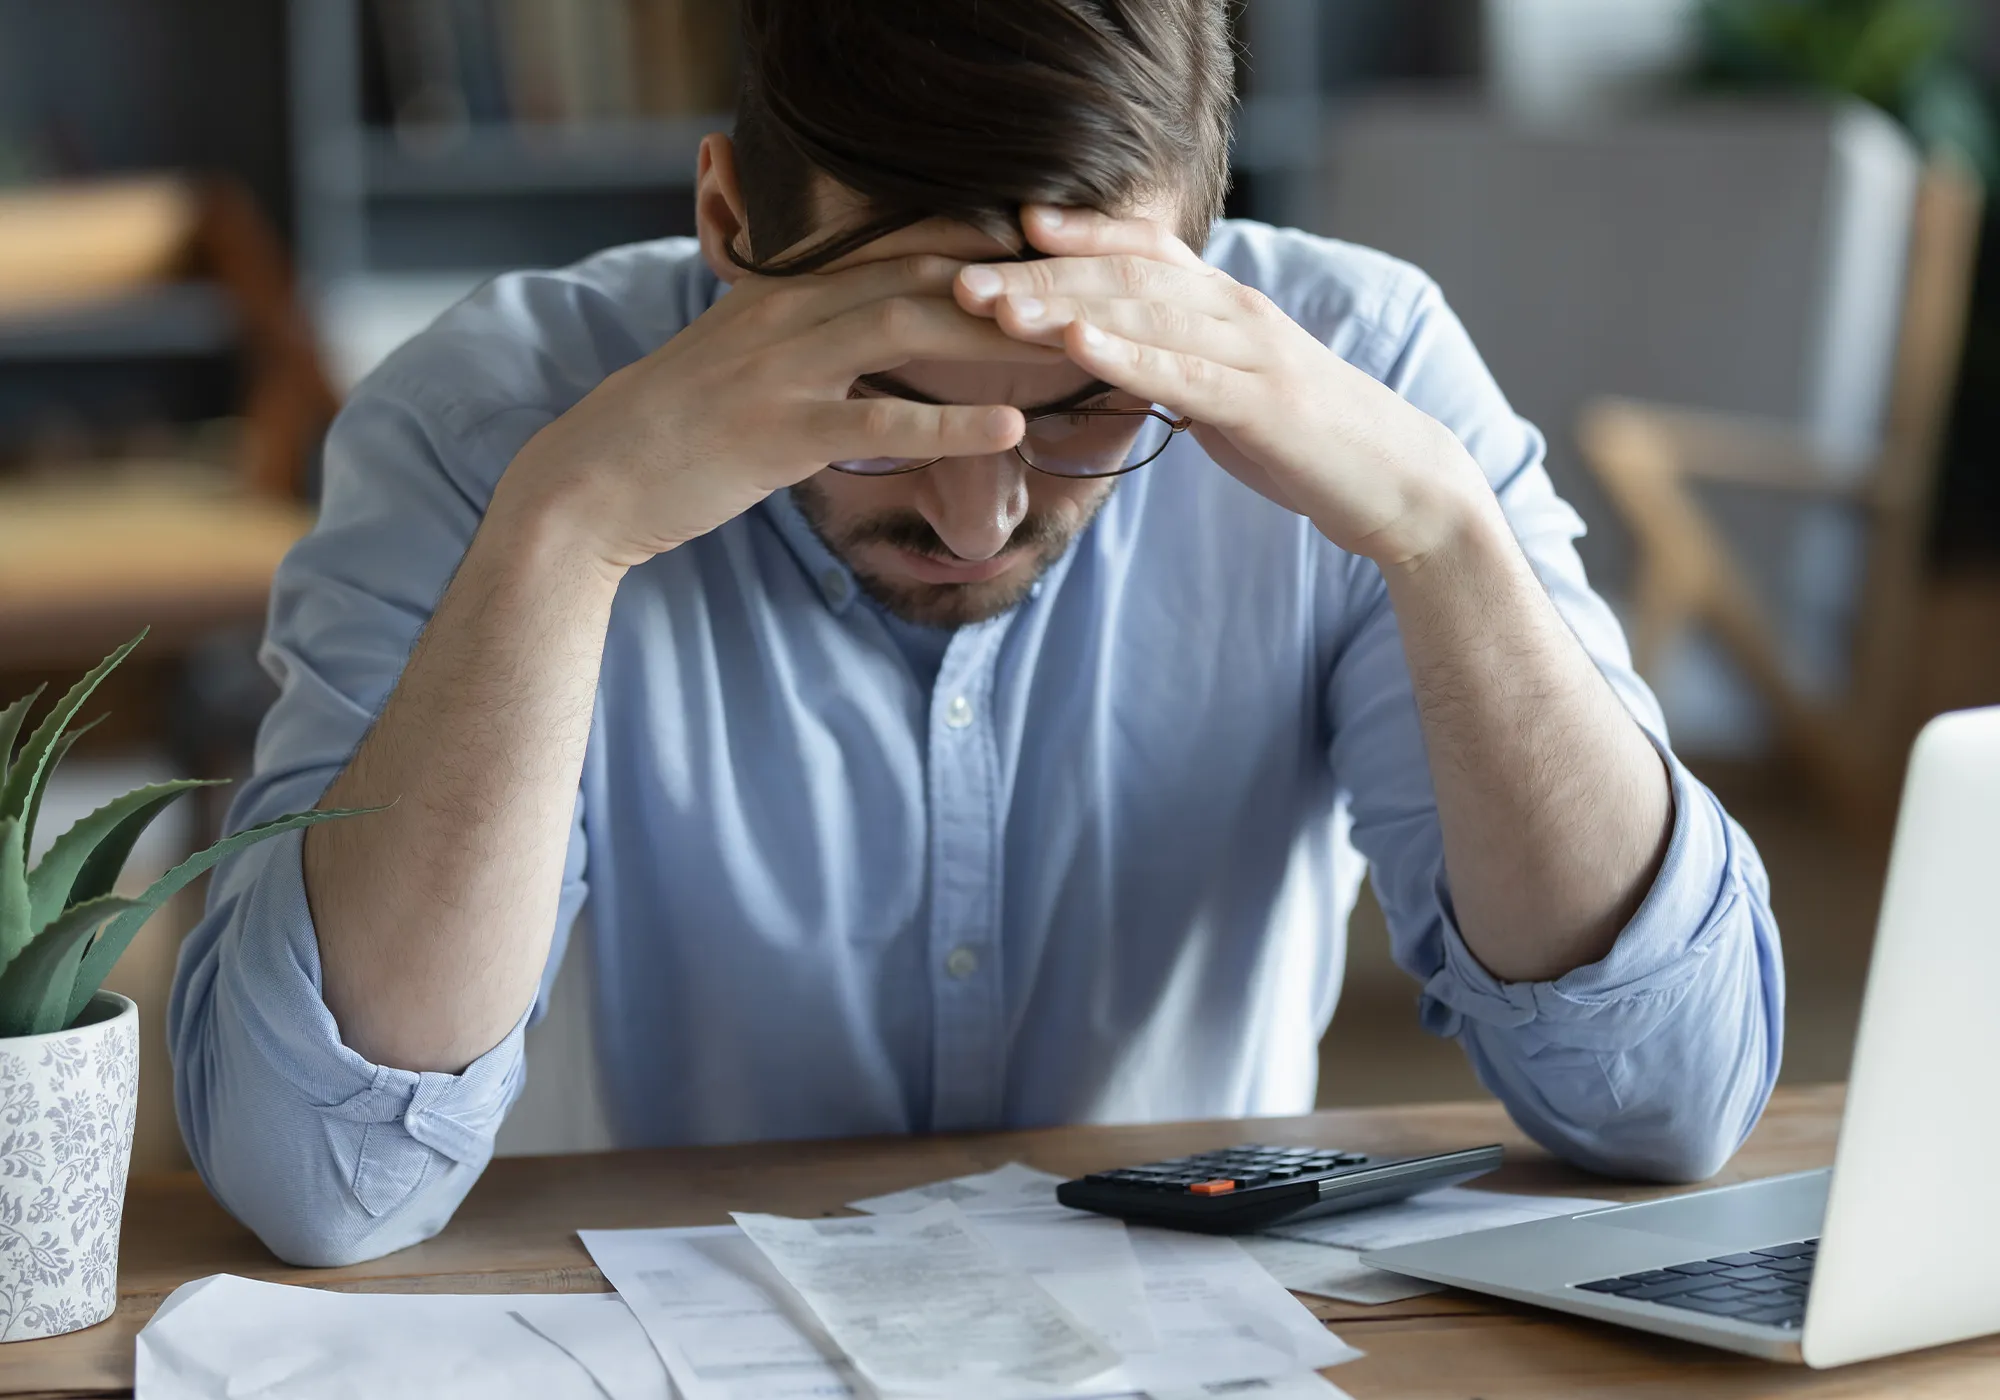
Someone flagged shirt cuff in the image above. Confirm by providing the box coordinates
[223,827,528,1196]
[1417,743,1746,1053]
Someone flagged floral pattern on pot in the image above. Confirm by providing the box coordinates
[0,993,138,1342]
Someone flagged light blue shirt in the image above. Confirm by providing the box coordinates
[170,221,1785,1267]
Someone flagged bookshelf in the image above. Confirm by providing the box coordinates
[287,0,1329,382]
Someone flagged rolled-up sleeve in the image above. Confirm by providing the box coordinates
[168,374,589,1266]
[1324,273,1785,1182]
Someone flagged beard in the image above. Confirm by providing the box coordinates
[790,478,1113,629]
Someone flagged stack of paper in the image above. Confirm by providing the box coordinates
[135,1275,668,1399]
[1246,1187,1614,1305]
[581,1197,1362,1400]
[137,1162,1599,1398]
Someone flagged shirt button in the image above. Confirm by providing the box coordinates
[820,570,850,605]
[945,945,980,980]
[944,695,974,729]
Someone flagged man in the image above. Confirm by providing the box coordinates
[172,0,1783,1268]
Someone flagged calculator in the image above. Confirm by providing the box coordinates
[1054,1142,1505,1233]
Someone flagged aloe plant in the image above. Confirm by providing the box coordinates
[0,631,372,1038]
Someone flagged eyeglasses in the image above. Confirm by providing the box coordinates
[830,394,1193,479]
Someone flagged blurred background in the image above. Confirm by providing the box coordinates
[1,0,1996,1171]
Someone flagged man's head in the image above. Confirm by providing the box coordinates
[695,0,1235,628]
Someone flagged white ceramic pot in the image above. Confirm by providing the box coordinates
[0,992,139,1342]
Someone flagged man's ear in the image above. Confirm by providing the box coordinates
[696,132,753,284]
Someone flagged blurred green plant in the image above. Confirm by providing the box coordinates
[1698,0,1996,176]
[0,632,373,1039]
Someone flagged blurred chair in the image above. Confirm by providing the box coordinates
[1319,98,1956,816]
[0,175,336,674]
[1579,161,1984,824]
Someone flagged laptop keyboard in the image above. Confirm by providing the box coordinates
[1573,1239,1816,1329]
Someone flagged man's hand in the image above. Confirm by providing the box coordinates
[956,207,1491,569]
[965,206,1675,987]
[496,256,1061,576]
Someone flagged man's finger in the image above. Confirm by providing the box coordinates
[1061,320,1251,427]
[956,254,1228,318]
[991,294,1261,369]
[1020,205,1209,271]
[779,295,1067,381]
[800,397,1026,465]
[734,252,974,332]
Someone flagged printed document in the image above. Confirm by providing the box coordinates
[732,1203,1122,1397]
[134,1274,667,1400]
[1237,1236,1442,1305]
[847,1161,1065,1216]
[1263,1188,1613,1253]
[585,1211,1358,1400]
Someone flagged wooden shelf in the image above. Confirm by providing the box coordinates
[362,116,727,198]
[0,284,235,362]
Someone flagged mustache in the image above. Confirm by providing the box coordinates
[838,510,1073,562]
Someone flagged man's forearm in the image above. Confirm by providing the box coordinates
[304,493,622,1072]
[1381,490,1673,984]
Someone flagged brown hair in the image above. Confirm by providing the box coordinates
[731,0,1237,275]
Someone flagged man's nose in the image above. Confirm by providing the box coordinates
[915,452,1030,561]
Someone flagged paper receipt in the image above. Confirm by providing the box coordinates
[732,1203,1122,1398]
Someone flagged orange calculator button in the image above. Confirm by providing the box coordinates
[1189,1179,1238,1196]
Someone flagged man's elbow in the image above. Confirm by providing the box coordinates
[198,1155,457,1269]
[1567,1072,1773,1186]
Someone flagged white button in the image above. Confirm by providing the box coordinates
[945,945,980,979]
[820,570,850,604]
[944,695,974,729]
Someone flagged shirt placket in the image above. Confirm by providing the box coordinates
[926,621,1008,1132]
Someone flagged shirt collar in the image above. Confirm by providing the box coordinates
[761,489,863,616]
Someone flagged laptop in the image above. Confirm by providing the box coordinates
[1363,705,2000,1368]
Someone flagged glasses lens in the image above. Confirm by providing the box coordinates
[1020,407,1174,478]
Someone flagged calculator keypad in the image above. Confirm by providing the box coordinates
[1082,1144,1370,1196]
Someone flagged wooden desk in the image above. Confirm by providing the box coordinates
[8,1084,1996,1397]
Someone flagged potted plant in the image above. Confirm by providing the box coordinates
[0,632,368,1342]
[1696,0,1997,173]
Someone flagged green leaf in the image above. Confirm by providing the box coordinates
[0,684,47,779]
[65,805,380,1027]
[0,818,27,974]
[21,714,105,869]
[0,895,139,1038]
[25,779,222,932]
[0,630,147,841]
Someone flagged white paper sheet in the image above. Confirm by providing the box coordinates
[846,1162,1065,1216]
[1237,1236,1442,1305]
[584,1217,1358,1400]
[134,1274,669,1400]
[512,1293,676,1400]
[1151,1379,1355,1400]
[733,1203,1122,1398]
[1120,1226,1362,1385]
[980,1208,1157,1353]
[1262,1188,1613,1253]
[585,1224,859,1400]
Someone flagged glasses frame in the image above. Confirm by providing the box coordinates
[828,405,1194,479]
